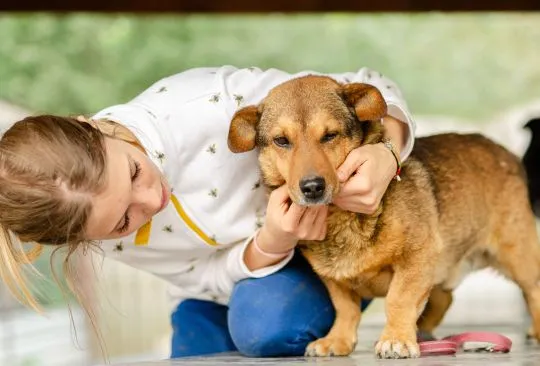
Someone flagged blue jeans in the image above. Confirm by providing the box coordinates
[170,253,372,358]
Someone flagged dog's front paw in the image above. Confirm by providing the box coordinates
[375,329,420,359]
[305,337,356,357]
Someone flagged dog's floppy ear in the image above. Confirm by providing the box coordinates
[340,83,387,121]
[228,105,260,153]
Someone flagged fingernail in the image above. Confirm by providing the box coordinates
[337,171,345,181]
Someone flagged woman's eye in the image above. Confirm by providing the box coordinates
[273,136,290,148]
[321,132,338,143]
[118,214,130,233]
[132,161,141,181]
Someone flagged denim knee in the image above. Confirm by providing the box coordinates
[228,294,372,357]
[227,254,373,357]
[228,276,335,357]
[171,299,235,358]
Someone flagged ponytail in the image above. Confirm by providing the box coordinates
[0,224,44,312]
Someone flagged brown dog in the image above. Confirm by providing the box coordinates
[227,75,540,359]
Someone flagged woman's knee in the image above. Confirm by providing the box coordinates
[227,255,374,357]
[171,299,235,358]
[228,263,336,357]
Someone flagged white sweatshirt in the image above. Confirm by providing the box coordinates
[92,65,416,308]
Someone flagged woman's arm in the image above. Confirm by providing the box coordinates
[333,69,416,214]
[383,114,409,158]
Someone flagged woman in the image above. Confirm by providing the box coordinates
[0,65,415,358]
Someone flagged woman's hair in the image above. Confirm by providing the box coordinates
[0,114,141,357]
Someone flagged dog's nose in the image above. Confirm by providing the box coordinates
[300,176,326,200]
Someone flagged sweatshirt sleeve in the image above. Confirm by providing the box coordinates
[193,234,295,298]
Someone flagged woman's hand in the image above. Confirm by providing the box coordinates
[332,142,397,214]
[332,115,407,214]
[259,185,328,250]
[244,185,328,270]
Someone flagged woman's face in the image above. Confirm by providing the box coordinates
[85,137,170,241]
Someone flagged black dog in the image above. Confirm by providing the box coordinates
[524,118,540,217]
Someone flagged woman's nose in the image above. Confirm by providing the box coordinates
[132,185,160,216]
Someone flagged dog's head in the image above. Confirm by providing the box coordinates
[228,75,387,206]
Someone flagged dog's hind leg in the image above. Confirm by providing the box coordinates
[416,286,453,340]
[494,214,540,342]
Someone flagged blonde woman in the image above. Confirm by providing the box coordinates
[0,65,415,358]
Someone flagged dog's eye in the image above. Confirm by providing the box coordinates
[321,132,338,143]
[273,136,290,148]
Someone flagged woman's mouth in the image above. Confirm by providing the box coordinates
[159,181,170,212]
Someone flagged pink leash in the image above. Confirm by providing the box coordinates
[418,331,512,357]
[419,339,458,356]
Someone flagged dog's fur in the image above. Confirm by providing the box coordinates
[524,118,540,217]
[228,75,540,359]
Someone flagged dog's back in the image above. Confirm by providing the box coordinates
[401,133,531,282]
[411,133,527,247]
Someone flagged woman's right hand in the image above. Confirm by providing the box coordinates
[257,185,328,254]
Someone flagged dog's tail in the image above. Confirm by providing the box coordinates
[523,118,540,217]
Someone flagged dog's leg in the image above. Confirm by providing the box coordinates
[416,286,453,340]
[375,258,434,359]
[495,220,540,342]
[305,278,361,357]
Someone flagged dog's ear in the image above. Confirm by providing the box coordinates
[340,83,387,121]
[228,105,260,153]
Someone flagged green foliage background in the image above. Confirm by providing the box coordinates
[1,12,539,121]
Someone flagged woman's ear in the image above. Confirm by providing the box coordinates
[228,105,260,153]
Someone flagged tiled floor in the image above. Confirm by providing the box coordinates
[106,325,539,366]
